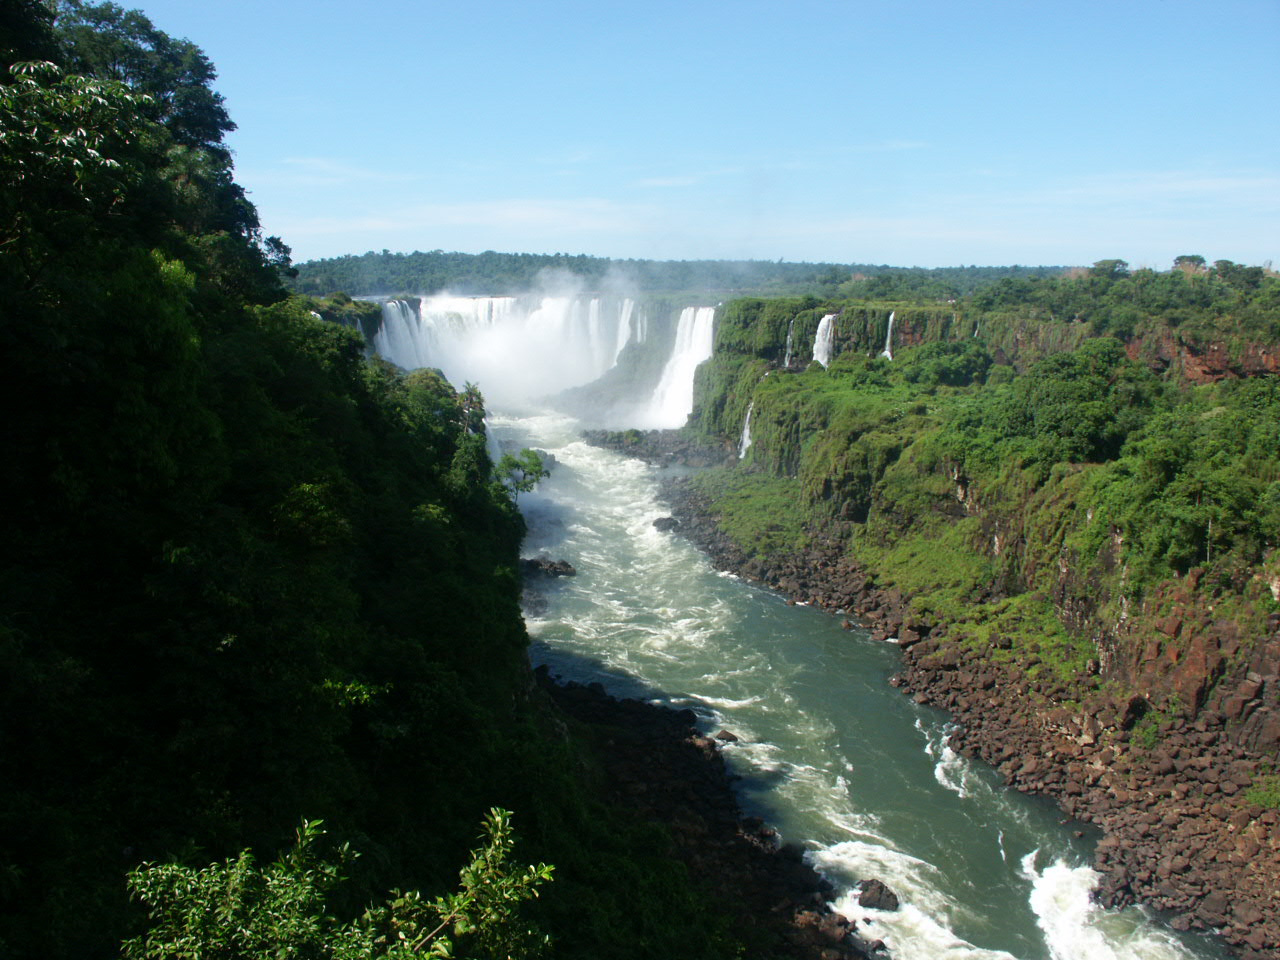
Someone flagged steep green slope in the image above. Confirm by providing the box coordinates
[686,271,1280,748]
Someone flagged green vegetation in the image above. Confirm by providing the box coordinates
[1246,767,1280,809]
[691,472,812,558]
[972,258,1280,340]
[498,448,552,496]
[686,272,1280,692]
[289,248,1069,299]
[0,6,744,959]
[124,811,553,960]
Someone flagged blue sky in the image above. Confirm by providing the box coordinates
[132,0,1277,268]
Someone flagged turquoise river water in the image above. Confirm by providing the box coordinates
[494,409,1230,960]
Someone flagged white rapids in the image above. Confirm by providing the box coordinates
[493,409,1223,960]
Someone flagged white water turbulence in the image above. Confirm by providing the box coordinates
[737,401,754,459]
[1022,854,1203,960]
[498,407,1227,960]
[813,313,837,367]
[372,293,640,409]
[637,306,716,429]
[881,310,896,360]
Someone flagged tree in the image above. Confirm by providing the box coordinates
[1089,258,1130,281]
[0,0,59,75]
[1213,259,1264,290]
[0,60,146,259]
[1173,254,1206,273]
[52,1,292,301]
[55,0,234,157]
[498,449,550,496]
[123,811,554,960]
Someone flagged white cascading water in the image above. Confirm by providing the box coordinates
[737,401,754,459]
[881,310,896,360]
[373,294,639,408]
[613,298,637,363]
[784,318,796,368]
[813,313,837,367]
[638,306,717,429]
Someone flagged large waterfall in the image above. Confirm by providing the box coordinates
[365,289,1223,960]
[640,306,717,430]
[371,294,710,428]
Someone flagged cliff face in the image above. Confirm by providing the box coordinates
[687,296,1280,760]
[1127,326,1280,383]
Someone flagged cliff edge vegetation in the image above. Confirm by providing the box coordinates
[669,264,1280,953]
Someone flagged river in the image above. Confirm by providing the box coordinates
[494,408,1229,960]
[368,292,1228,960]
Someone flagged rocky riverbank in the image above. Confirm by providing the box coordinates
[648,469,1279,960]
[535,669,886,960]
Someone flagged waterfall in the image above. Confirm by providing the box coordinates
[880,310,895,361]
[373,294,639,408]
[641,306,717,429]
[737,401,754,459]
[783,318,795,368]
[812,313,837,368]
[371,294,712,428]
[375,298,441,371]
[613,298,637,363]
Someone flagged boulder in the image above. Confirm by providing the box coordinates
[856,879,900,912]
[519,556,577,577]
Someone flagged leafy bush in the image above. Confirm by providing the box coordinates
[124,811,553,960]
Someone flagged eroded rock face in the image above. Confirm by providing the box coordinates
[1126,330,1280,384]
[891,641,1280,958]
[581,428,736,468]
[857,879,900,912]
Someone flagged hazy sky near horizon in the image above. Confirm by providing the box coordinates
[131,0,1277,268]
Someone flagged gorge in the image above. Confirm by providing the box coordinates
[354,281,1277,959]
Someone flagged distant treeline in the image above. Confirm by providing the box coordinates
[288,248,1070,300]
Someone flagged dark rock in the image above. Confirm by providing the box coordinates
[519,555,577,577]
[535,671,869,959]
[653,516,680,532]
[856,879,900,912]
